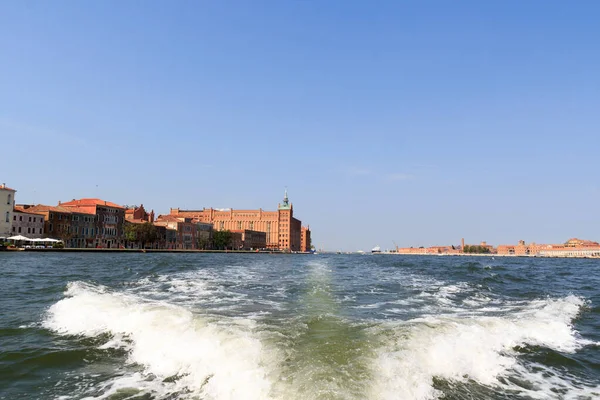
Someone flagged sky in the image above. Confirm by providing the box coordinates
[1,1,599,251]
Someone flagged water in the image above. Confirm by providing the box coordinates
[1,253,599,400]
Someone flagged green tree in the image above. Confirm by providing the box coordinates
[124,223,138,243]
[138,222,157,248]
[213,230,232,250]
[124,222,157,248]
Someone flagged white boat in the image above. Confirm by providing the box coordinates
[371,246,381,253]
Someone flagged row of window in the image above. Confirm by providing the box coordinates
[13,215,42,223]
[12,227,43,234]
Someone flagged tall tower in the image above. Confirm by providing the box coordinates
[278,188,291,210]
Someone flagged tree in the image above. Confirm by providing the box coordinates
[138,222,157,248]
[197,237,210,250]
[212,230,232,250]
[124,222,157,248]
[124,223,138,244]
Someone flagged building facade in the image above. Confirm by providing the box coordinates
[169,191,306,251]
[59,198,125,248]
[125,204,155,223]
[12,209,45,238]
[300,226,311,252]
[154,215,198,249]
[0,184,16,238]
[21,204,96,247]
[230,229,267,250]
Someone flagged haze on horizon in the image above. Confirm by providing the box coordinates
[1,1,599,252]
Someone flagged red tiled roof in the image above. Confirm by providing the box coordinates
[60,198,124,209]
[23,204,95,215]
[14,206,47,215]
[156,215,183,222]
[125,218,147,224]
[0,185,15,191]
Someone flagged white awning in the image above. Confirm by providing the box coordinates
[7,235,33,241]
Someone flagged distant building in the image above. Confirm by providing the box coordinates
[21,204,96,247]
[169,190,307,251]
[230,229,267,250]
[12,208,45,238]
[0,183,16,238]
[301,226,312,252]
[154,215,198,249]
[497,238,600,257]
[125,204,155,223]
[59,198,125,248]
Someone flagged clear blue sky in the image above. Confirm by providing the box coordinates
[1,1,599,251]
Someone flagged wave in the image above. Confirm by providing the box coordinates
[43,278,599,400]
[368,295,599,399]
[44,281,279,400]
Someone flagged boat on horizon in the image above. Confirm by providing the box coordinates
[371,246,381,253]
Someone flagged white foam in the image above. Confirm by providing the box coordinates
[369,295,598,400]
[44,281,279,400]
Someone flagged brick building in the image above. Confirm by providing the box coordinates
[59,198,125,248]
[169,190,307,251]
[125,204,155,223]
[21,204,96,247]
[301,226,312,252]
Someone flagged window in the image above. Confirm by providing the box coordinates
[249,222,254,230]
[13,215,16,221]
[12,227,15,232]
[7,193,11,205]
[49,223,53,232]
[49,213,53,219]
[5,212,9,223]
[18,227,21,233]
[28,228,31,234]
[39,228,42,234]
[29,216,32,222]
[237,222,242,229]
[19,216,22,221]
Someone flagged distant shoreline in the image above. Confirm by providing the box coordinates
[1,248,313,254]
[371,252,600,259]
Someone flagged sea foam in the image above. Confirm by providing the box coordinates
[369,294,598,399]
[44,281,278,400]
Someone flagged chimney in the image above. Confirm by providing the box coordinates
[58,200,61,205]
[1,183,5,189]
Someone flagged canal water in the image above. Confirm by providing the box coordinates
[1,253,598,399]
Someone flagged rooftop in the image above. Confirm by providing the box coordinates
[60,198,124,209]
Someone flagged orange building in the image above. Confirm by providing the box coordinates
[300,226,312,252]
[59,198,125,248]
[497,238,600,257]
[125,204,155,223]
[169,190,307,251]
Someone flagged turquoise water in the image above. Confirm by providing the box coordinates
[1,253,599,399]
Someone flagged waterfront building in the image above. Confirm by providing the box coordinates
[301,226,312,252]
[497,238,600,257]
[59,198,125,248]
[169,190,306,251]
[230,229,267,250]
[12,208,45,238]
[196,222,213,249]
[0,183,16,238]
[154,215,198,249]
[21,204,96,247]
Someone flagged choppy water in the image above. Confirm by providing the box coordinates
[1,253,599,400]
